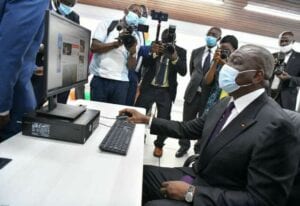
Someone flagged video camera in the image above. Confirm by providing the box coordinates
[116,23,149,50]
[274,52,287,75]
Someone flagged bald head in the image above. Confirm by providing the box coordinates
[230,44,274,80]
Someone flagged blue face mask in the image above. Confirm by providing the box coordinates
[58,3,73,15]
[126,11,139,27]
[138,17,147,25]
[206,36,217,47]
[219,64,255,93]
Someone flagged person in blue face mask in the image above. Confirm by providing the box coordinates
[125,4,149,106]
[119,44,299,206]
[89,4,143,105]
[177,27,222,158]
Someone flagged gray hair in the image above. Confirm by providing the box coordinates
[239,44,274,79]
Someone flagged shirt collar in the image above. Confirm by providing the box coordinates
[205,45,217,54]
[230,88,265,114]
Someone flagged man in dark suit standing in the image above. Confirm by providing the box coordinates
[121,44,299,206]
[135,28,187,157]
[176,27,222,157]
[270,31,300,111]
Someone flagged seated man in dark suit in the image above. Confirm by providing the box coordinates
[120,44,300,206]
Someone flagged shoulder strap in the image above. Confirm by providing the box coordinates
[107,20,119,36]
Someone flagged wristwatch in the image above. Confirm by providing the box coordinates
[184,185,195,203]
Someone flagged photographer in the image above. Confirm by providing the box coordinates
[135,28,187,158]
[203,35,238,115]
[89,4,143,105]
[270,31,300,110]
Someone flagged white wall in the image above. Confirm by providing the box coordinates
[75,3,300,110]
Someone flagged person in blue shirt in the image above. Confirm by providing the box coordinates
[0,0,49,141]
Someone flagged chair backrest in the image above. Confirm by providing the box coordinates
[284,109,300,206]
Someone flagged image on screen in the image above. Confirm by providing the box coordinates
[45,11,91,97]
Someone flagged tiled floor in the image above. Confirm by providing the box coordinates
[142,100,197,168]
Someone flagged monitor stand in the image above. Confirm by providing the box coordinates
[36,96,86,120]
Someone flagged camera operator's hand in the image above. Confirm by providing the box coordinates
[213,48,226,65]
[170,49,178,62]
[277,71,291,81]
[151,42,164,55]
[128,41,137,56]
[0,114,10,130]
[127,41,137,70]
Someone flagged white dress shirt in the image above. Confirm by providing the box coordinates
[222,88,265,130]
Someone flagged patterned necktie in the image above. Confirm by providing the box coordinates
[202,49,211,74]
[208,102,235,144]
[155,56,168,86]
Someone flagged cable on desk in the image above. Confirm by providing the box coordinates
[99,122,112,128]
[100,115,116,120]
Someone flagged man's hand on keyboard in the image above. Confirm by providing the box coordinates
[119,108,150,124]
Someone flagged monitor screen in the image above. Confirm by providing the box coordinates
[45,10,91,97]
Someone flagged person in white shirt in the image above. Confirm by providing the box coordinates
[89,4,144,105]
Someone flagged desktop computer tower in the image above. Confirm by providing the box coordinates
[22,109,100,144]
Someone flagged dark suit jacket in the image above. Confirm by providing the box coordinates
[271,50,300,110]
[184,46,206,103]
[150,92,300,206]
[139,45,187,101]
[284,109,300,206]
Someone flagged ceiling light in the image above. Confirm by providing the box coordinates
[244,3,300,21]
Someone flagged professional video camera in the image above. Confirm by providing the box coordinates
[274,52,287,75]
[116,23,149,50]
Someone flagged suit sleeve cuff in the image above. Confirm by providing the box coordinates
[0,110,9,116]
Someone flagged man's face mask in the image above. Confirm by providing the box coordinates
[126,11,139,27]
[280,43,293,54]
[218,64,257,93]
[206,36,217,47]
[58,3,73,15]
[138,16,147,25]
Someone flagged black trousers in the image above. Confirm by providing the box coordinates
[135,86,172,148]
[179,92,203,150]
[143,165,195,206]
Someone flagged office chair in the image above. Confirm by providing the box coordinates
[183,109,300,206]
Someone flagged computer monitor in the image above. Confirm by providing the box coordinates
[37,10,91,120]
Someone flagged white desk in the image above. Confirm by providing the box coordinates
[0,100,146,206]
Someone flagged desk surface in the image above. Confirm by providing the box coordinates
[0,100,146,206]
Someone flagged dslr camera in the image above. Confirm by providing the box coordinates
[273,52,287,75]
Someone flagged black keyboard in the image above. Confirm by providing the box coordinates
[99,118,135,155]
